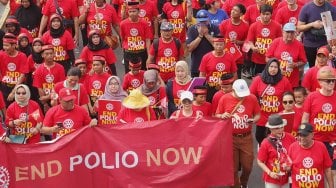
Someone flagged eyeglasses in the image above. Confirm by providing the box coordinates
[16,92,26,95]
[283,100,294,105]
[320,79,336,84]
[182,100,192,104]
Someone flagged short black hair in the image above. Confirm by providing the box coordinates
[234,4,246,15]
[294,86,308,96]
[67,67,82,78]
[221,73,234,80]
[260,4,273,14]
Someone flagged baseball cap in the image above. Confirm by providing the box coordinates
[180,91,194,101]
[59,88,76,101]
[160,21,174,31]
[317,66,336,80]
[232,79,250,97]
[317,46,329,57]
[283,22,296,32]
[196,9,209,22]
[298,123,313,136]
[42,44,54,51]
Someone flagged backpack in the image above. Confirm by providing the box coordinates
[152,38,181,63]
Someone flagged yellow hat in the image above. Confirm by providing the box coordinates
[122,89,150,109]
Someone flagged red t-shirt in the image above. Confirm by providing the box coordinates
[6,100,43,144]
[289,141,332,188]
[0,51,29,86]
[120,18,152,50]
[243,5,261,25]
[192,102,212,117]
[118,107,157,123]
[42,0,80,19]
[199,51,238,87]
[301,66,336,92]
[216,93,260,133]
[144,87,167,108]
[85,3,119,38]
[53,81,89,106]
[83,72,110,103]
[292,106,303,136]
[222,0,255,15]
[149,38,184,82]
[80,46,116,71]
[0,93,5,110]
[122,71,145,93]
[303,91,336,142]
[162,2,186,43]
[258,133,296,185]
[139,1,159,38]
[266,37,307,87]
[27,55,43,73]
[43,104,91,138]
[247,20,282,64]
[171,79,191,110]
[32,63,66,95]
[211,90,226,115]
[42,30,75,61]
[249,76,293,126]
[274,5,302,26]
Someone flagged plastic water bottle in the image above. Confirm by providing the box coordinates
[286,56,293,72]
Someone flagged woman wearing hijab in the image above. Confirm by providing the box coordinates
[42,13,75,74]
[140,70,167,119]
[250,58,293,145]
[166,60,193,117]
[80,30,117,75]
[4,16,33,43]
[5,84,43,144]
[15,0,42,39]
[99,76,128,101]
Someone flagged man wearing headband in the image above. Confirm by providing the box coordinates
[0,33,28,107]
[122,58,145,93]
[199,35,238,102]
[211,73,235,115]
[192,86,212,117]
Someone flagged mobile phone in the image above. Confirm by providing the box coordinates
[56,122,63,128]
[247,119,254,123]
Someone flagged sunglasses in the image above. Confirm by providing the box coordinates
[16,92,26,95]
[320,79,336,84]
[283,100,294,105]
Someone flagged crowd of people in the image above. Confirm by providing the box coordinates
[0,0,336,187]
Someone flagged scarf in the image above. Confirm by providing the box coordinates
[175,60,192,85]
[140,70,161,95]
[100,76,128,101]
[87,34,109,51]
[14,84,31,107]
[261,58,283,85]
[50,18,65,38]
[14,0,42,31]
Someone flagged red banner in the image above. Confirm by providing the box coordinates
[0,118,233,188]
[98,99,121,125]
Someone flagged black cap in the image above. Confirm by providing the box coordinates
[298,123,314,136]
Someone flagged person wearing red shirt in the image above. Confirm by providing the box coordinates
[42,13,75,74]
[257,114,295,187]
[292,86,307,135]
[216,79,260,188]
[33,45,66,113]
[74,58,88,84]
[250,58,293,145]
[5,84,43,144]
[123,60,145,93]
[266,23,307,88]
[0,92,6,122]
[0,33,29,107]
[79,30,117,75]
[38,0,80,43]
[118,89,156,123]
[192,86,212,117]
[289,123,334,188]
[211,73,235,115]
[243,0,266,25]
[146,21,184,83]
[219,4,249,78]
[83,55,110,117]
[170,90,202,119]
[138,0,159,39]
[5,16,33,43]
[51,67,89,110]
[199,36,238,102]
[120,3,152,73]
[222,0,254,15]
[41,87,96,140]
[302,46,334,92]
[274,0,302,26]
[247,4,282,76]
[302,66,336,176]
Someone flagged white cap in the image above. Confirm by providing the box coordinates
[180,91,193,101]
[232,79,250,97]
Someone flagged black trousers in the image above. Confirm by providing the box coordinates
[304,46,319,68]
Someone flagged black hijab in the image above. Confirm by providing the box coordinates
[50,17,65,38]
[261,58,283,85]
[87,33,109,51]
[15,0,42,31]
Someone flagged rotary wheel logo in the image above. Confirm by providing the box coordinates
[104,66,110,73]
[94,13,104,21]
[261,28,270,37]
[92,81,101,90]
[322,103,332,113]
[139,9,146,17]
[52,38,60,46]
[302,157,313,168]
[229,47,236,54]
[164,48,172,57]
[45,74,54,83]
[134,117,144,123]
[228,31,237,40]
[19,113,28,121]
[281,51,290,60]
[216,63,225,72]
[237,105,245,113]
[7,63,16,72]
[0,166,10,188]
[177,90,184,98]
[130,28,138,36]
[289,17,297,24]
[171,11,179,19]
[131,79,140,87]
[63,119,74,129]
[148,96,155,105]
[266,86,275,95]
[106,103,114,111]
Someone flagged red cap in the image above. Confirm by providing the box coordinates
[59,88,76,101]
[18,33,28,40]
[74,58,87,66]
[33,37,43,45]
[50,13,62,22]
[147,63,160,72]
[42,44,54,51]
[129,61,142,69]
[317,46,329,57]
[93,55,106,62]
